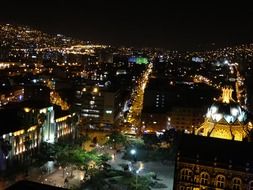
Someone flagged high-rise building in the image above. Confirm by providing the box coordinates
[74,84,123,128]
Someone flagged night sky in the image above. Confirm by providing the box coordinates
[1,0,253,50]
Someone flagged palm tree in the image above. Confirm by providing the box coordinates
[24,135,32,176]
[24,135,31,159]
[1,139,12,158]
[0,139,11,172]
[37,112,46,144]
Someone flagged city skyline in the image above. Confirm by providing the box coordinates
[1,1,253,50]
[1,2,253,189]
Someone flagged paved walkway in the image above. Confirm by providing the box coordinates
[107,149,175,190]
[26,166,84,189]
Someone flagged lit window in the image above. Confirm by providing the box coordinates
[232,177,241,190]
[180,169,192,182]
[200,172,209,185]
[216,175,225,189]
[105,110,112,114]
[248,180,253,190]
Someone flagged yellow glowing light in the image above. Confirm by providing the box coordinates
[14,129,24,136]
[82,88,86,92]
[28,125,37,132]
[24,107,31,113]
[93,87,98,93]
[56,115,71,122]
[221,87,233,103]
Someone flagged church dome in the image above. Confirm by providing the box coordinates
[196,87,252,141]
[206,102,247,124]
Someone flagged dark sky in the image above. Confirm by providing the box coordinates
[1,0,253,50]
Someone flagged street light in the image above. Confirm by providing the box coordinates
[135,171,138,190]
[130,149,137,163]
[130,149,136,155]
[130,148,138,190]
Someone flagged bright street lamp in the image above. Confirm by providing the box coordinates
[130,149,136,155]
[130,149,137,163]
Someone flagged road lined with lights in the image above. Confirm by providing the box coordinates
[124,63,153,134]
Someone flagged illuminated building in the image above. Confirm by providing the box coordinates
[0,101,78,170]
[174,134,253,190]
[74,84,123,128]
[0,102,55,166]
[196,87,252,141]
[55,109,78,140]
[128,56,148,65]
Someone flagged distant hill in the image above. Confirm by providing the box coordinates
[0,23,84,49]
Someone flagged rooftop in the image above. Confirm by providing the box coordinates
[177,133,253,172]
[6,180,67,190]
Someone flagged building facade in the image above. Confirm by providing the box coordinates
[168,106,205,133]
[175,160,253,190]
[0,102,78,170]
[74,84,123,128]
[196,87,252,141]
[174,134,253,190]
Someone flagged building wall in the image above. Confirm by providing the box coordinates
[168,107,205,133]
[74,85,122,128]
[0,106,78,170]
[141,113,168,133]
[103,90,122,126]
[143,90,171,113]
[1,126,39,166]
[55,114,75,140]
[174,160,253,190]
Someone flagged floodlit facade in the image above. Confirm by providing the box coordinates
[0,102,78,170]
[196,87,252,141]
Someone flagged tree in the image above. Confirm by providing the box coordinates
[74,133,90,146]
[54,143,71,177]
[128,175,152,190]
[37,112,46,144]
[106,131,127,150]
[0,139,12,158]
[71,114,79,140]
[142,134,160,147]
[24,135,33,176]
[160,128,176,143]
[53,143,108,178]
[35,142,56,165]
